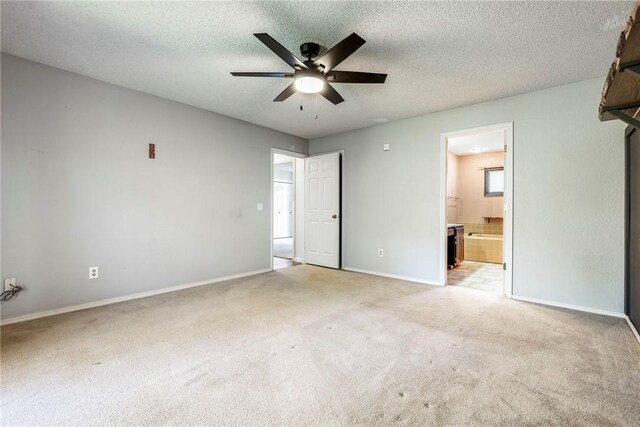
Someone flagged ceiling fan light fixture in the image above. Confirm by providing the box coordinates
[294,72,325,94]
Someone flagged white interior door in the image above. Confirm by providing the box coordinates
[305,153,340,268]
[273,182,293,238]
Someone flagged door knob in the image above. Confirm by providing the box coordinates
[332,214,338,219]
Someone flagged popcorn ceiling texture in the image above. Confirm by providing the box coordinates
[0,0,633,139]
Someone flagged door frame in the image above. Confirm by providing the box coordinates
[440,122,514,296]
[305,149,345,269]
[271,148,308,271]
[625,125,637,316]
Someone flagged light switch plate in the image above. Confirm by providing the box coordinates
[257,203,264,211]
[89,266,99,279]
[383,143,390,151]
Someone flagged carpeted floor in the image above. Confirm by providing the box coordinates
[2,265,639,426]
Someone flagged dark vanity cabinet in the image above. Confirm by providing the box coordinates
[447,225,464,268]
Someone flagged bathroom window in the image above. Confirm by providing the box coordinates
[485,167,504,197]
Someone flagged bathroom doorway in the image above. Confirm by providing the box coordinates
[271,149,306,270]
[441,123,513,295]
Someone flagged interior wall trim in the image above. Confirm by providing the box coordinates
[511,295,626,319]
[0,268,272,326]
[626,315,640,346]
[342,266,443,287]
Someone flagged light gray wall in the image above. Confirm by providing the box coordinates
[310,78,626,313]
[1,54,308,320]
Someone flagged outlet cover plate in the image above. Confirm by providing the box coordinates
[89,266,99,279]
[378,249,384,257]
[4,277,16,292]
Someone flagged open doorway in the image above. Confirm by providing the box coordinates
[441,123,513,295]
[272,150,306,270]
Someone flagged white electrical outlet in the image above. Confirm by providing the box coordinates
[257,203,264,211]
[383,143,390,151]
[89,266,99,279]
[4,277,16,292]
[378,249,384,257]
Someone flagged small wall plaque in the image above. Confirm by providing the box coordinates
[149,143,155,159]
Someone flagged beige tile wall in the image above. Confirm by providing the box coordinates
[465,236,503,264]
[463,222,503,263]
[463,222,503,236]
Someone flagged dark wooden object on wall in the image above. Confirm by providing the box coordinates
[149,143,155,159]
[600,1,640,128]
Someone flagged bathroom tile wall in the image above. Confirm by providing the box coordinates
[465,236,503,264]
[463,222,503,236]
[463,221,503,264]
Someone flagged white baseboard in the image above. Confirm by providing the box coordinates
[293,257,304,263]
[626,316,640,346]
[0,268,272,326]
[342,267,443,286]
[510,295,626,319]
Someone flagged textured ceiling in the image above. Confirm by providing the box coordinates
[1,1,633,139]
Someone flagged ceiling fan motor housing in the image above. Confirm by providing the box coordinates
[300,42,321,60]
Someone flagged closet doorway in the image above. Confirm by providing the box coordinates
[272,149,306,270]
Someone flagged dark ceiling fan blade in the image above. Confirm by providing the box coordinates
[273,83,297,102]
[327,71,387,84]
[313,33,366,72]
[231,72,294,78]
[254,33,308,70]
[320,84,345,105]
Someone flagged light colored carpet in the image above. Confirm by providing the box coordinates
[2,265,639,426]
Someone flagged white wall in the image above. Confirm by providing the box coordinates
[310,78,626,313]
[1,54,308,320]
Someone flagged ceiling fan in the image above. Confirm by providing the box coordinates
[231,33,387,105]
